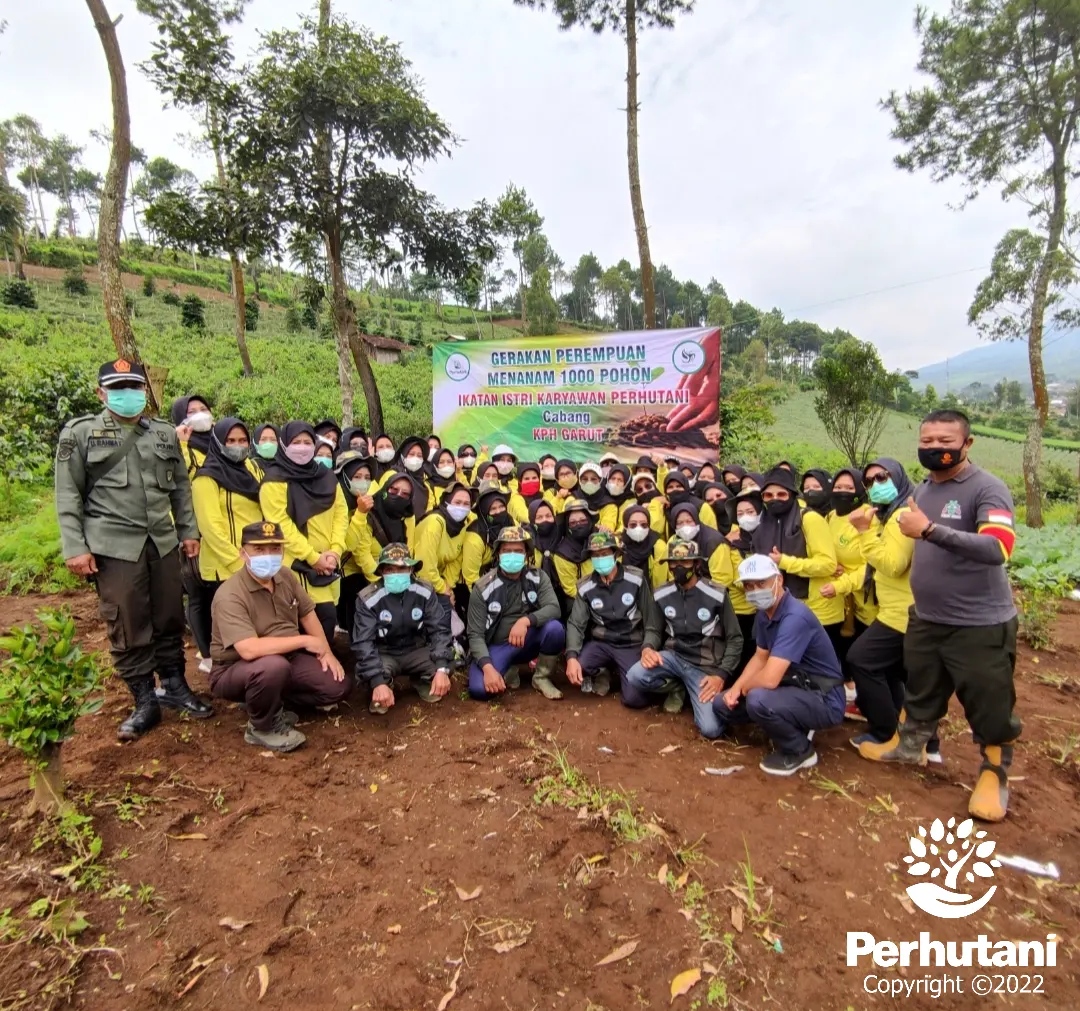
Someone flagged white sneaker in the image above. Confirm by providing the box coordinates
[198,657,212,675]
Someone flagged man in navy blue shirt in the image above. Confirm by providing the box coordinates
[707,555,845,775]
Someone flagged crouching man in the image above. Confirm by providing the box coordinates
[209,521,351,752]
[565,528,662,697]
[710,554,844,776]
[466,525,565,700]
[623,538,743,737]
[352,543,453,714]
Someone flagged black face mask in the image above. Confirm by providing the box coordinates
[672,565,695,586]
[385,495,411,517]
[487,512,510,530]
[535,520,556,538]
[725,480,742,495]
[918,446,965,472]
[667,489,690,506]
[568,524,590,542]
[831,492,858,516]
[803,489,830,511]
[764,498,795,516]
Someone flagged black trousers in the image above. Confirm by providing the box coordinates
[314,602,338,646]
[94,540,186,682]
[735,611,757,676]
[847,620,906,741]
[181,557,219,659]
[336,572,369,642]
[903,612,1021,745]
[824,619,866,681]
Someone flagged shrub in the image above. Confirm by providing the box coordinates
[301,304,318,329]
[142,275,156,298]
[0,610,105,815]
[181,294,206,330]
[61,269,89,297]
[38,247,82,270]
[2,280,37,310]
[125,294,137,318]
[284,306,302,333]
[244,295,260,332]
[162,290,181,307]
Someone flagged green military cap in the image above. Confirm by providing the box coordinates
[587,527,619,553]
[495,524,532,545]
[562,497,597,516]
[241,520,286,545]
[666,536,701,562]
[376,542,422,571]
[98,358,148,386]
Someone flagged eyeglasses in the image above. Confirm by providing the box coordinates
[865,472,892,485]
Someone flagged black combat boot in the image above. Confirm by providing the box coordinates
[156,668,214,718]
[118,676,162,741]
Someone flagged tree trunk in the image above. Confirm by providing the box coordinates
[13,234,25,280]
[1023,156,1068,528]
[517,254,527,322]
[209,114,254,377]
[27,743,65,817]
[85,0,144,368]
[625,0,656,330]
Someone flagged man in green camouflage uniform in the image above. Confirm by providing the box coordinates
[54,359,212,740]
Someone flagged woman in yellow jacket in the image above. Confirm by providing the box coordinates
[508,462,544,524]
[844,459,940,763]
[259,421,348,643]
[171,394,214,478]
[458,481,510,622]
[427,448,461,506]
[720,492,764,672]
[820,468,878,642]
[551,499,596,618]
[346,470,417,585]
[334,449,376,635]
[752,466,844,646]
[413,482,474,618]
[189,417,264,673]
[620,504,667,588]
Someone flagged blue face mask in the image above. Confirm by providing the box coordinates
[384,572,411,594]
[247,553,283,579]
[105,388,147,418]
[592,554,616,576]
[315,456,333,468]
[868,478,898,505]
[498,552,526,575]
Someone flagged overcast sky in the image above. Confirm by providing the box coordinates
[1,0,1024,370]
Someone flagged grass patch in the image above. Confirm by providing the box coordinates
[0,490,79,595]
[970,423,1080,452]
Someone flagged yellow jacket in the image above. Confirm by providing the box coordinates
[179,442,206,479]
[461,529,493,590]
[344,510,415,581]
[777,510,845,626]
[712,541,754,616]
[413,512,466,596]
[553,553,593,599]
[827,511,878,626]
[259,481,348,605]
[191,470,264,582]
[856,509,914,633]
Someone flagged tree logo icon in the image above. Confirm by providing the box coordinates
[903,817,1001,919]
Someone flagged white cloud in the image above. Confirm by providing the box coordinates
[0,0,1025,370]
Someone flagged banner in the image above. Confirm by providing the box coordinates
[432,327,721,464]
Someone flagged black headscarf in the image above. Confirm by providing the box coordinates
[742,472,765,492]
[720,464,746,495]
[800,469,834,517]
[696,462,720,485]
[555,502,596,564]
[170,394,212,458]
[865,457,916,525]
[339,426,368,455]
[370,470,415,546]
[434,480,473,538]
[670,501,724,561]
[314,419,342,448]
[830,468,866,517]
[662,471,706,533]
[727,489,762,555]
[370,434,397,480]
[259,420,340,530]
[539,455,559,492]
[555,458,579,495]
[194,418,261,502]
[334,450,372,506]
[427,447,459,493]
[773,460,796,474]
[253,422,279,446]
[751,467,809,597]
[696,481,732,534]
[457,444,480,484]
[516,461,544,508]
[469,485,511,546]
[528,497,561,585]
[395,436,431,517]
[604,463,633,513]
[620,503,659,570]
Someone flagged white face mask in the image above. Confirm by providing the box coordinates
[428,447,440,460]
[579,479,601,496]
[446,503,471,523]
[625,525,650,543]
[606,481,625,497]
[436,464,456,479]
[494,460,514,476]
[403,456,424,472]
[460,455,477,468]
[738,513,761,532]
[541,468,556,481]
[375,447,395,463]
[676,523,700,541]
[187,410,213,433]
[349,478,372,496]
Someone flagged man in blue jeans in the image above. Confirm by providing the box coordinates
[466,525,566,700]
[711,554,845,775]
[623,538,743,737]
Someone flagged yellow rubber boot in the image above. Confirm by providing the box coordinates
[858,716,933,765]
[969,744,1013,823]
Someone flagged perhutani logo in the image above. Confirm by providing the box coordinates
[903,817,999,919]
[444,353,470,381]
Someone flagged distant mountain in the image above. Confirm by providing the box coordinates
[912,330,1080,391]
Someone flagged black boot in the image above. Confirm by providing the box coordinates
[118,677,162,741]
[156,669,214,718]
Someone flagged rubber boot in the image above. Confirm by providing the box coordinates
[118,677,162,742]
[662,679,686,714]
[504,665,521,690]
[858,716,935,765]
[592,668,612,698]
[156,670,214,718]
[969,744,1014,823]
[531,654,563,700]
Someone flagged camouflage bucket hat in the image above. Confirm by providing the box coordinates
[376,542,422,571]
[587,527,619,553]
[666,536,701,562]
[496,524,532,546]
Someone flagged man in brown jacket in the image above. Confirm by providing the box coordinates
[210,521,352,752]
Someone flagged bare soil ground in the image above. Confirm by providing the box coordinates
[1,591,1078,1011]
[14,263,235,303]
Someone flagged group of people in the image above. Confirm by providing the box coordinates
[54,359,1022,822]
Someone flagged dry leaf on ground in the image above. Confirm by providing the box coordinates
[493,937,528,953]
[168,833,208,841]
[453,883,483,902]
[387,924,402,934]
[437,966,462,1011]
[670,967,701,1002]
[659,744,680,755]
[730,905,744,933]
[256,964,269,1001]
[596,939,639,965]
[657,863,669,885]
[218,917,251,932]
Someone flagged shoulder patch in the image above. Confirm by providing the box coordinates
[654,584,677,601]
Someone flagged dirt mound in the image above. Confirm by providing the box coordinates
[1,591,1078,1009]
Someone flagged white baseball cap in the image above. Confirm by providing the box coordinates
[579,461,603,479]
[737,554,781,583]
[492,444,516,460]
